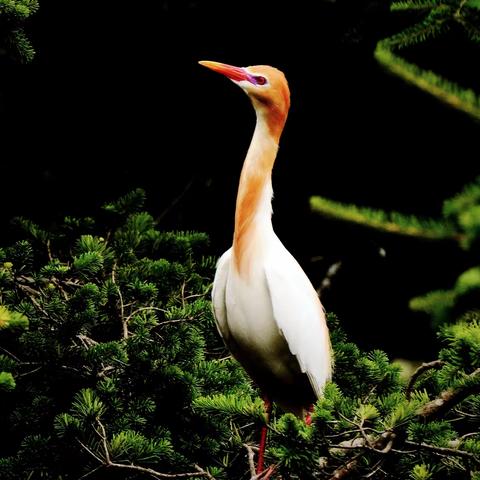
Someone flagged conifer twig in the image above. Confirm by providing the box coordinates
[125,306,168,324]
[87,419,217,479]
[406,360,444,400]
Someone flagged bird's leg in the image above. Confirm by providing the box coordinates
[257,396,272,475]
[305,404,315,426]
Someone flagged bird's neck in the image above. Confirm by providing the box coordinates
[233,112,282,275]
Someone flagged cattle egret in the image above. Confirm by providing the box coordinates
[200,60,333,474]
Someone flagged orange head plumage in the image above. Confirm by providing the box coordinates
[199,60,290,141]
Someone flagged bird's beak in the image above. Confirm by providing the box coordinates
[199,60,249,82]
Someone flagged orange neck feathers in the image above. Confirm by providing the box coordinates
[233,104,288,276]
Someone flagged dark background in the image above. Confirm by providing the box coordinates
[0,0,478,359]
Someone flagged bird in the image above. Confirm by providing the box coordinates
[200,60,333,473]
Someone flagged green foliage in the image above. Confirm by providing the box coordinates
[411,463,434,480]
[310,195,456,239]
[0,305,28,392]
[0,0,38,62]
[2,190,480,479]
[194,394,265,422]
[12,217,50,245]
[409,289,457,326]
[0,371,15,391]
[0,306,28,330]
[102,187,147,215]
[444,177,480,248]
[0,190,256,479]
[375,0,480,120]
[468,0,480,9]
[438,316,480,373]
[313,177,480,329]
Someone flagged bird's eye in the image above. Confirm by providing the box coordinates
[254,76,267,86]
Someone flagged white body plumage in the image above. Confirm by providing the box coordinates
[202,60,333,415]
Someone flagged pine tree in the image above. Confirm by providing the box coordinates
[0,190,258,479]
[1,189,480,479]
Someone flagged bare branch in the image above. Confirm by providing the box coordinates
[418,368,480,419]
[18,284,50,318]
[181,281,186,308]
[250,466,276,480]
[0,346,21,362]
[329,452,363,479]
[404,440,480,464]
[244,443,257,477]
[107,461,216,479]
[18,365,43,377]
[96,418,111,464]
[317,261,342,296]
[77,334,99,349]
[406,360,444,400]
[156,178,194,223]
[158,318,194,327]
[111,263,127,338]
[77,438,105,464]
[46,239,53,262]
[194,465,217,480]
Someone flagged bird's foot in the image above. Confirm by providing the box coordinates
[255,465,276,480]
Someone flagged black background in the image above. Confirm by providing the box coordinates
[1,0,478,359]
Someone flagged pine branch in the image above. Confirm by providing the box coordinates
[419,367,480,419]
[102,188,147,215]
[79,419,217,480]
[391,0,442,10]
[328,367,480,479]
[375,3,480,121]
[310,196,458,240]
[375,40,480,120]
[406,360,445,400]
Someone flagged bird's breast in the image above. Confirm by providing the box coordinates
[224,261,301,385]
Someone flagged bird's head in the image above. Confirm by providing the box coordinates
[199,60,290,139]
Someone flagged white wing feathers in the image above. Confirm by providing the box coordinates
[264,240,332,399]
[211,248,232,343]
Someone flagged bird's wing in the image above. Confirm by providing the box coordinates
[211,248,233,343]
[264,239,332,399]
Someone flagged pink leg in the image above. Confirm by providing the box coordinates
[257,396,272,475]
[305,404,315,426]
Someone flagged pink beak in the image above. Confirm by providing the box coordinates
[199,60,249,82]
